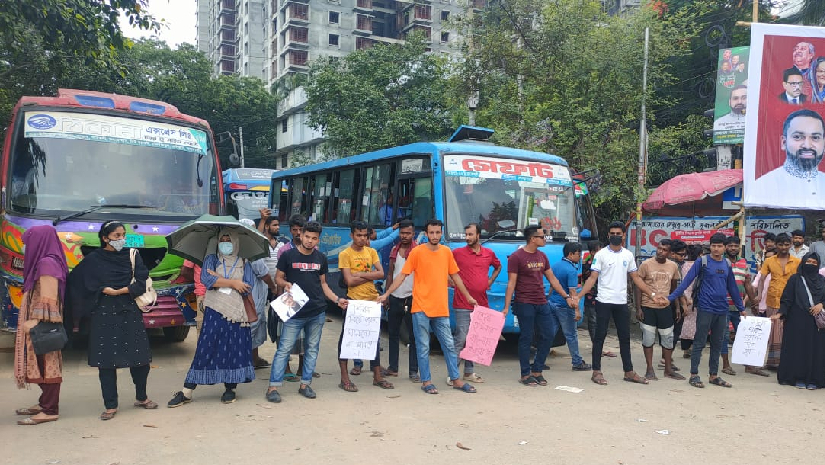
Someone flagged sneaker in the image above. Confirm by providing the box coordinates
[265,389,282,403]
[298,385,316,399]
[572,362,592,371]
[167,391,192,408]
[796,382,806,389]
[463,373,484,383]
[221,390,237,404]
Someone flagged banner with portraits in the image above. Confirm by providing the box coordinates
[744,24,825,209]
[713,46,750,145]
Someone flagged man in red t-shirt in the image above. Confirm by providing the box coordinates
[451,223,502,384]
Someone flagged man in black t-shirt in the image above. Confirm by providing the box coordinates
[267,222,347,403]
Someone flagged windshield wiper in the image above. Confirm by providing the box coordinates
[53,205,151,226]
[481,229,519,245]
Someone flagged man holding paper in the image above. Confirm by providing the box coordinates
[378,219,478,395]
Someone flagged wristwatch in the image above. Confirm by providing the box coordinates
[651,292,657,297]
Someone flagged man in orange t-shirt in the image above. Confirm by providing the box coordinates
[379,219,478,395]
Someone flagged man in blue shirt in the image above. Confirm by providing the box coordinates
[548,243,591,371]
[668,233,746,389]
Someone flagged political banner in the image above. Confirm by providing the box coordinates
[744,24,825,209]
[713,46,750,145]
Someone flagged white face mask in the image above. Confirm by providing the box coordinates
[218,242,234,255]
[109,238,126,252]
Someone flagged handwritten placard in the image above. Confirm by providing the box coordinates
[339,300,382,360]
[459,306,506,366]
[730,316,772,367]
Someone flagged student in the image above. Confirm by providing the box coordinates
[548,242,591,372]
[384,220,419,382]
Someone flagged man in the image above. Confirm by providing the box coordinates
[275,214,311,380]
[758,233,801,369]
[384,220,419,382]
[450,223,502,384]
[668,233,746,389]
[268,222,348,403]
[668,240,688,364]
[719,236,763,377]
[239,219,279,369]
[378,219,478,394]
[337,221,393,391]
[792,41,815,78]
[810,227,825,268]
[635,239,683,381]
[757,233,777,269]
[502,226,579,387]
[713,85,747,132]
[752,109,825,202]
[778,68,807,104]
[579,221,663,386]
[548,242,591,372]
[790,229,809,259]
[258,209,289,281]
[378,193,401,226]
[582,240,615,358]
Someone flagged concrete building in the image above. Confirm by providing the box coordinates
[603,0,641,16]
[196,0,267,79]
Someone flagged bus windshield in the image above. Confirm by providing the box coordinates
[444,154,577,240]
[10,111,217,219]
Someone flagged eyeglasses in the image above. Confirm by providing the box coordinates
[532,234,547,240]
[785,81,804,86]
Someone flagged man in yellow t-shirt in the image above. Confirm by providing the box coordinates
[337,221,392,392]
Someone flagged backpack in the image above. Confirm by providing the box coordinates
[690,255,732,302]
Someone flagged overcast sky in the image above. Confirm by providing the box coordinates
[121,0,197,48]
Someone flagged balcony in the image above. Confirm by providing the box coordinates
[280,0,309,13]
[220,0,236,15]
[354,14,373,35]
[354,0,373,13]
[284,26,310,49]
[287,3,309,25]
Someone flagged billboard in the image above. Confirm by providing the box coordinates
[744,24,825,209]
[713,46,750,145]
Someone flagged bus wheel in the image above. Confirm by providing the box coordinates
[163,326,190,342]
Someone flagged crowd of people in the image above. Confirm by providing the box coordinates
[13,215,825,426]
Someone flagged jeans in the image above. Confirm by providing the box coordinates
[591,302,633,373]
[691,310,727,376]
[98,365,150,410]
[548,303,584,366]
[387,295,418,375]
[270,313,325,386]
[513,302,553,377]
[720,310,741,356]
[452,308,474,375]
[411,312,460,383]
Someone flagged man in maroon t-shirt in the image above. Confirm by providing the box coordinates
[450,223,502,384]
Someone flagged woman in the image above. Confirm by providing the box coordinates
[14,226,69,425]
[808,57,825,103]
[678,245,702,359]
[68,221,157,420]
[773,252,825,389]
[168,229,256,407]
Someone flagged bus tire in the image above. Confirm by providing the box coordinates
[163,326,190,342]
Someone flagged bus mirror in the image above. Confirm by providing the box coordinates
[229,153,241,167]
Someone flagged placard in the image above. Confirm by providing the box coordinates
[270,283,308,322]
[339,300,382,360]
[459,306,506,366]
[730,316,772,367]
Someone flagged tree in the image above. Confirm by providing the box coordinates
[303,34,457,158]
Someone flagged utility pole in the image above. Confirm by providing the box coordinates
[635,27,650,261]
[238,126,245,168]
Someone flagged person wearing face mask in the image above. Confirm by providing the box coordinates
[790,229,809,259]
[168,229,256,407]
[67,221,157,420]
[772,252,825,390]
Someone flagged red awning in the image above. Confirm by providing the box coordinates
[642,169,743,212]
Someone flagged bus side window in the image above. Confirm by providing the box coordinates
[360,164,393,226]
[333,169,356,225]
[290,176,309,217]
[411,178,433,228]
[310,173,330,223]
[277,180,289,221]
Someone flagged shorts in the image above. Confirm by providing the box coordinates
[642,306,674,330]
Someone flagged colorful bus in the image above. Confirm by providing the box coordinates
[0,89,224,341]
[223,168,277,221]
[270,126,596,337]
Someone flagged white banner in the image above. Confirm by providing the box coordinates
[339,300,382,360]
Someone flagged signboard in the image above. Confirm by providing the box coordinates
[744,24,825,209]
[713,46,750,145]
[339,300,382,360]
[444,155,572,186]
[722,183,743,210]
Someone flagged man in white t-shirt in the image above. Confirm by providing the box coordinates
[580,221,666,386]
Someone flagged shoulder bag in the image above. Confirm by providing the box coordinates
[241,259,259,323]
[799,276,825,330]
[29,321,68,355]
[130,248,157,312]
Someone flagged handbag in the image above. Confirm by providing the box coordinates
[799,276,825,330]
[29,321,69,355]
[243,293,258,323]
[130,248,157,312]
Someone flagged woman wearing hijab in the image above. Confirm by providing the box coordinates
[772,252,825,389]
[168,229,256,406]
[14,226,69,425]
[68,221,156,420]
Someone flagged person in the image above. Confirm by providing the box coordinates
[168,229,257,407]
[772,252,825,389]
[504,226,582,387]
[757,233,777,269]
[378,219,478,395]
[778,68,807,104]
[811,227,825,268]
[719,236,765,377]
[635,239,683,381]
[790,229,809,259]
[668,233,746,389]
[579,221,663,386]
[268,222,347,403]
[239,218,279,368]
[676,244,702,359]
[337,221,393,392]
[69,221,156,420]
[384,220,419,382]
[758,233,801,369]
[666,240,687,365]
[808,56,825,103]
[713,85,747,132]
[14,226,69,426]
[753,249,776,318]
[276,214,310,380]
[791,41,815,79]
[258,209,289,281]
[548,242,591,372]
[450,223,502,384]
[378,193,401,226]
[582,240,616,358]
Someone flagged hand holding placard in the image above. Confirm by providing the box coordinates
[459,306,506,366]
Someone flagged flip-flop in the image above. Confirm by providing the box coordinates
[373,379,395,390]
[350,366,362,376]
[602,351,617,358]
[591,373,608,385]
[520,376,538,387]
[722,367,737,376]
[709,377,732,388]
[15,407,42,416]
[664,371,686,381]
[17,416,58,425]
[645,371,659,381]
[421,383,439,394]
[338,382,358,392]
[453,383,476,393]
[534,375,548,386]
[100,410,117,421]
[133,400,158,409]
[623,373,649,385]
[746,368,770,377]
[689,375,705,388]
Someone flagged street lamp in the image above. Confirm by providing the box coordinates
[216,129,245,168]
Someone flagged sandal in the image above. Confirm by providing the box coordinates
[623,372,649,384]
[350,366,362,376]
[664,371,686,381]
[382,369,399,377]
[645,370,659,381]
[453,383,477,393]
[602,351,617,358]
[17,416,58,425]
[689,375,705,388]
[421,383,439,394]
[15,407,42,416]
[133,400,158,409]
[409,374,421,383]
[520,376,538,387]
[591,372,608,385]
[534,374,548,386]
[709,377,732,388]
[338,382,359,392]
[284,373,299,383]
[722,367,737,376]
[373,379,395,389]
[100,410,117,421]
[746,367,770,377]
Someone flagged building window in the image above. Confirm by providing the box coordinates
[441,10,450,21]
[289,3,308,20]
[415,5,431,20]
[355,37,373,50]
[329,34,339,46]
[329,11,340,24]
[289,27,309,43]
[356,14,372,31]
[281,154,288,169]
[440,32,449,43]
[357,0,372,7]
[282,118,288,133]
[290,50,308,65]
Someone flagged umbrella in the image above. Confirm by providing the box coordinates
[165,214,269,265]
[642,169,743,211]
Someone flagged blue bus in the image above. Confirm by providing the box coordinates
[269,126,595,337]
[223,168,277,221]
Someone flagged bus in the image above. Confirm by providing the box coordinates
[223,168,277,221]
[0,89,223,341]
[270,126,596,338]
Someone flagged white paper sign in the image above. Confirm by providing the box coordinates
[339,300,382,360]
[270,284,309,322]
[730,316,772,367]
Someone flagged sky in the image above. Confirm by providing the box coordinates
[121,0,197,48]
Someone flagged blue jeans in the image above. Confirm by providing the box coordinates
[548,303,584,366]
[411,312,460,383]
[269,313,325,386]
[514,302,553,377]
[720,310,741,356]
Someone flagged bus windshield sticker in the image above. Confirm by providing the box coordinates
[443,155,571,186]
[401,158,424,173]
[24,111,207,155]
